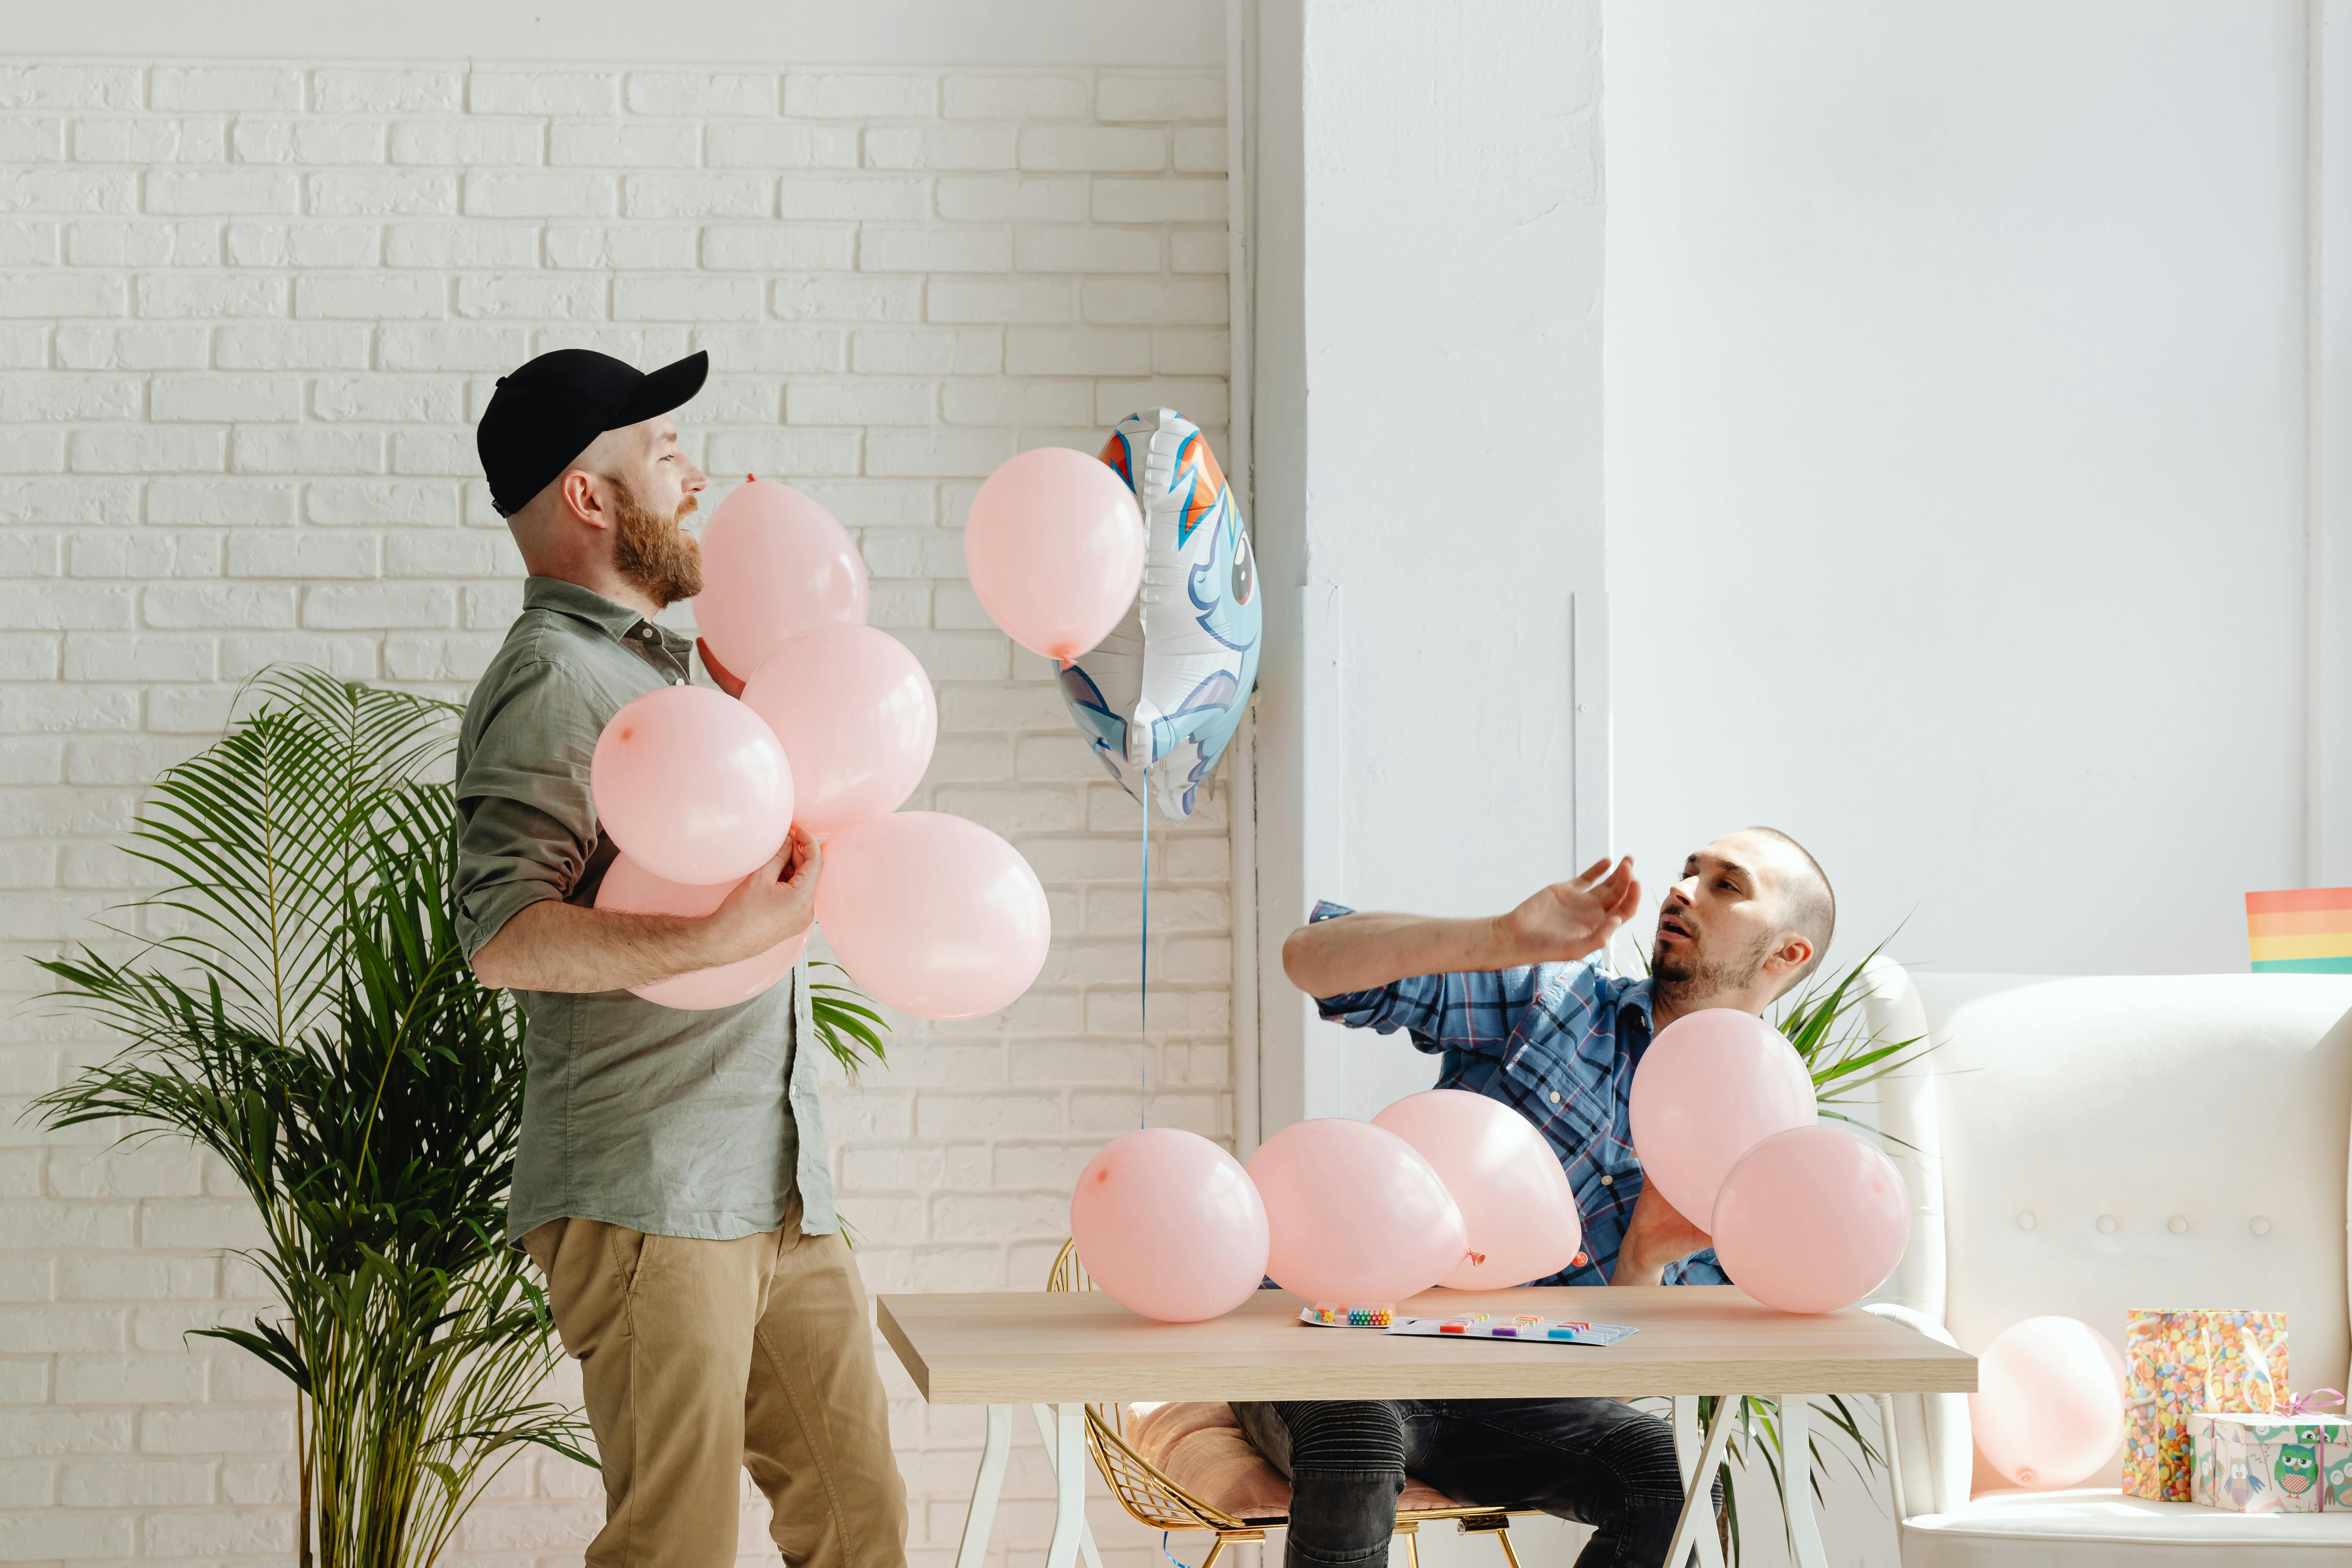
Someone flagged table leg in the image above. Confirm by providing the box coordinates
[1044,1402,1088,1568]
[1670,1397,1727,1568]
[1777,1396,1829,1568]
[957,1406,1013,1568]
[1029,1403,1105,1568]
[1663,1395,1738,1568]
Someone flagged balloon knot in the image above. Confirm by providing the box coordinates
[746,473,756,483]
[1466,1251,1486,1266]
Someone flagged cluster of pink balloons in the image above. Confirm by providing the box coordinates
[1069,1092,1586,1323]
[1629,1009,1910,1313]
[1969,1317,2128,1490]
[965,447,1145,663]
[588,478,1051,1021]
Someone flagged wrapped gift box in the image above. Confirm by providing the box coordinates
[2123,1308,2290,1500]
[2190,1412,2352,1512]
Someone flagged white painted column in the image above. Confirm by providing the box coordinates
[1247,0,1611,1128]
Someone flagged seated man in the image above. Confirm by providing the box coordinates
[1237,827,1835,1568]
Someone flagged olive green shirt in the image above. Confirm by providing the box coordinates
[453,576,834,1244]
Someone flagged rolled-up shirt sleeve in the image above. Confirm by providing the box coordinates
[1305,899,1548,1062]
[454,661,599,961]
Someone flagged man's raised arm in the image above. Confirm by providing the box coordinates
[1280,857,1642,997]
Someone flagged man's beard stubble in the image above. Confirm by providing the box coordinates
[611,479,703,608]
[1649,928,1774,1013]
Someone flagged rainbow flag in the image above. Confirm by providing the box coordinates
[2245,887,2352,973]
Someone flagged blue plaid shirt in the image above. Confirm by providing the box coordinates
[1310,901,1729,1289]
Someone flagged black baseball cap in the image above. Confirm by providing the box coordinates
[476,348,709,517]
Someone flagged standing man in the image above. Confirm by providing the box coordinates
[1240,827,1836,1568]
[458,348,908,1568]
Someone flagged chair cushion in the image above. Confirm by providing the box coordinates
[1902,1487,2352,1567]
[1124,1402,1462,1522]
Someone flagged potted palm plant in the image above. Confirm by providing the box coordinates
[28,666,887,1568]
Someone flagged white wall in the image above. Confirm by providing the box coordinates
[0,50,1228,1568]
[1248,0,1609,1130]
[1605,0,2328,978]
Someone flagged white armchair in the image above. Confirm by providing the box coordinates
[1854,960,2352,1563]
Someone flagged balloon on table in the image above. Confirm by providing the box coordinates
[594,853,805,1010]
[1246,1118,1469,1304]
[693,478,870,681]
[1707,1124,1910,1315]
[813,811,1050,1021]
[1058,409,1261,822]
[742,624,936,837]
[1070,1127,1270,1323]
[589,685,794,885]
[965,445,1144,664]
[1969,1317,2129,1490]
[1372,1089,1582,1289]
[1628,1008,1817,1223]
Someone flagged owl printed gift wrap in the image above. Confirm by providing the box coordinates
[2190,1413,2352,1513]
[2123,1308,2290,1500]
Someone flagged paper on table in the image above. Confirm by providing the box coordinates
[1383,1315,1639,1347]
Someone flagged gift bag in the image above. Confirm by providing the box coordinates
[2122,1309,2289,1501]
[2190,1412,2352,1512]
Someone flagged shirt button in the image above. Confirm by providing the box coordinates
[1599,1174,1614,1187]
[1549,1091,1561,1104]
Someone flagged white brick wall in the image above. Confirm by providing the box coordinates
[0,56,1230,1568]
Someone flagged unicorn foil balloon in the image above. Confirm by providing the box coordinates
[1058,409,1261,821]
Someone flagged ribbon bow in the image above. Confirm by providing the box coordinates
[2286,1388,2345,1416]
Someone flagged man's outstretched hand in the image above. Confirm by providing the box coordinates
[1612,1177,1710,1287]
[1494,856,1640,967]
[697,637,746,698]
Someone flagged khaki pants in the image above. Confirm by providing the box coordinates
[523,1201,909,1568]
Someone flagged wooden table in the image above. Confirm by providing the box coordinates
[879,1285,1976,1568]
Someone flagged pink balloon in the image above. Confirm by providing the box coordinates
[1708,1124,1911,1314]
[589,685,794,885]
[1246,1119,1470,1305]
[1628,1008,1816,1223]
[741,624,937,838]
[1372,1090,1583,1289]
[965,447,1144,663]
[813,811,1049,1021]
[1071,1128,1270,1323]
[694,478,870,682]
[594,853,805,1010]
[1968,1317,2128,1490]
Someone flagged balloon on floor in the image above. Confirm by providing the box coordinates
[1056,409,1261,822]
[1071,1127,1270,1323]
[1968,1316,2128,1490]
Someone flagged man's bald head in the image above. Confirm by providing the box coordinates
[1744,825,1835,991]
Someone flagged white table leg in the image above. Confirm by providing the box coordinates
[1043,1402,1088,1568]
[957,1405,1014,1568]
[1663,1395,1739,1568]
[1671,1397,1727,1568]
[1778,1396,1829,1568]
[1030,1403,1105,1568]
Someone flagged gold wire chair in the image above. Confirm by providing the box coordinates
[1046,1240,1530,1568]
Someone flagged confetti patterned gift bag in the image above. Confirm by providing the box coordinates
[2124,1309,2290,1500]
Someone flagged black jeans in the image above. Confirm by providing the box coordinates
[1232,1399,1706,1568]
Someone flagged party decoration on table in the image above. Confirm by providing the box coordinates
[1371,1089,1583,1288]
[2244,885,2352,973]
[1382,1315,1640,1348]
[589,685,794,884]
[2125,1308,2291,1499]
[813,811,1050,1021]
[693,477,869,683]
[594,853,806,1010]
[741,623,937,838]
[1300,1304,1395,1328]
[1707,1124,1908,1315]
[1967,1316,2128,1490]
[1628,1008,1817,1223]
[1058,408,1261,823]
[965,445,1145,664]
[1069,1127,1270,1323]
[1246,1118,1470,1308]
[2191,1409,2352,1513]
